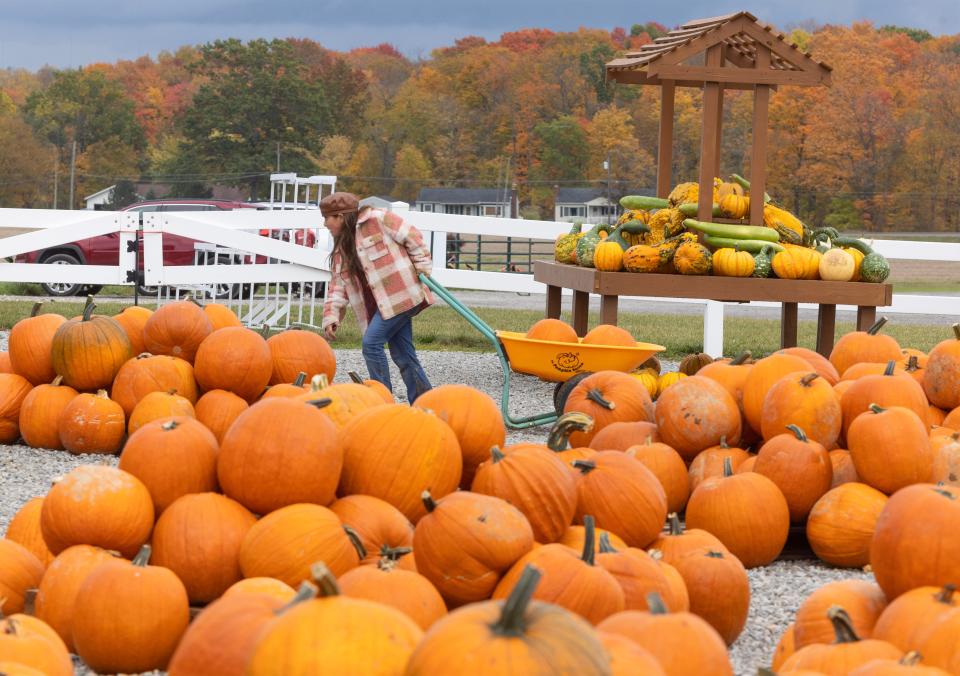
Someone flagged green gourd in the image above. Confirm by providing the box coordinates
[832,236,890,283]
[554,222,584,263]
[605,221,650,251]
[576,223,613,268]
[752,245,775,278]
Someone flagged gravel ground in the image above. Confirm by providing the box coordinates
[0,342,876,675]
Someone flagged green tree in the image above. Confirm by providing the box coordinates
[105,180,139,209]
[180,39,333,198]
[22,68,145,156]
[392,144,432,202]
[533,115,590,181]
[880,25,933,42]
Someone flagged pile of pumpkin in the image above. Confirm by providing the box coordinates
[554,175,890,283]
[0,298,957,674]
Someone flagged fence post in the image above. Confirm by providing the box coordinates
[703,300,725,357]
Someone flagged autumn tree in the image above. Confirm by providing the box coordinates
[393,144,433,202]
[0,114,54,207]
[588,107,655,194]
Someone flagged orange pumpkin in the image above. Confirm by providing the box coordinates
[848,405,933,494]
[655,375,742,461]
[471,444,577,544]
[294,374,386,430]
[218,397,342,514]
[223,577,296,601]
[0,373,33,444]
[913,605,960,672]
[841,361,930,441]
[762,371,841,448]
[781,607,902,675]
[338,553,447,630]
[754,425,833,522]
[238,503,361,586]
[338,405,462,522]
[34,545,118,652]
[598,632,666,676]
[347,371,394,403]
[595,533,673,612]
[8,302,66,385]
[742,353,812,436]
[687,440,752,492]
[260,371,309,399]
[589,420,660,450]
[581,324,636,347]
[773,622,797,671]
[562,371,654,447]
[0,351,11,373]
[923,323,960,410]
[18,377,78,450]
[697,351,754,414]
[194,388,248,444]
[685,457,790,567]
[558,524,628,554]
[831,448,860,486]
[526,318,579,343]
[647,512,727,565]
[50,303,132,390]
[671,547,750,645]
[830,317,903,380]
[194,326,273,402]
[142,299,213,363]
[329,495,414,566]
[794,580,889,648]
[4,497,54,567]
[931,431,960,486]
[151,492,257,603]
[40,465,154,558]
[415,384,506,488]
[777,346,841,385]
[72,545,190,674]
[872,585,959,653]
[0,615,72,676]
[265,327,336,385]
[807,482,888,568]
[110,353,198,417]
[0,538,44,615]
[58,390,126,454]
[625,438,690,514]
[127,389,195,434]
[870,484,960,600]
[202,302,242,331]
[113,305,152,355]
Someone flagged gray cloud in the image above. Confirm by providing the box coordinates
[0,0,956,70]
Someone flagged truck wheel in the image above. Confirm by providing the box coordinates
[40,253,84,297]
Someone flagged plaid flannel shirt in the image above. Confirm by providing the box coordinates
[322,208,434,333]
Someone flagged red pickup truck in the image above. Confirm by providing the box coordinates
[14,199,318,298]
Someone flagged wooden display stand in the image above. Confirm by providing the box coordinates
[535,261,893,357]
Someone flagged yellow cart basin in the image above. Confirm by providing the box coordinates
[495,331,665,383]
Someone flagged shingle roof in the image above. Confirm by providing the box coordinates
[417,188,512,204]
[556,188,608,204]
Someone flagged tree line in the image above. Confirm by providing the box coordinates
[0,21,958,231]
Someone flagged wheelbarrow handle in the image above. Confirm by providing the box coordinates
[420,273,497,343]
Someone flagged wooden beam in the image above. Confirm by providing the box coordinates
[750,47,771,227]
[698,45,723,224]
[657,80,675,199]
[646,65,826,86]
[723,45,754,69]
[735,20,833,84]
[647,16,752,76]
[605,69,764,90]
[714,82,724,178]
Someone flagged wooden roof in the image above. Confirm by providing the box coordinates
[607,12,832,88]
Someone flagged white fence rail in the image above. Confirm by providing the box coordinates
[0,206,957,355]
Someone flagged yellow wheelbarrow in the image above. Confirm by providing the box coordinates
[421,274,664,430]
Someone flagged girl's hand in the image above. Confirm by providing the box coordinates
[324,324,338,341]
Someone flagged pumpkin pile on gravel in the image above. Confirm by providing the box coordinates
[0,300,959,674]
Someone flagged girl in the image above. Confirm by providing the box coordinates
[320,192,434,402]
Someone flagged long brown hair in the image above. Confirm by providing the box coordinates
[329,209,362,280]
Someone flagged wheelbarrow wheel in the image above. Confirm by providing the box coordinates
[553,371,593,414]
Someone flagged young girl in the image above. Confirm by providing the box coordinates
[320,192,434,402]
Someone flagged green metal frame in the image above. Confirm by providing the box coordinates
[420,273,558,430]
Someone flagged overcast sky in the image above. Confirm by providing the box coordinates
[0,0,957,70]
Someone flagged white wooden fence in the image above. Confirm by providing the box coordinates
[0,205,957,355]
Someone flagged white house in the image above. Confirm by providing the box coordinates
[84,185,115,210]
[415,188,515,217]
[554,188,619,224]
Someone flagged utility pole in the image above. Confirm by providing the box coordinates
[52,153,58,209]
[68,140,77,209]
[604,155,612,220]
[276,142,281,172]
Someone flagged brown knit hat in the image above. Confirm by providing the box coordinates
[319,191,360,217]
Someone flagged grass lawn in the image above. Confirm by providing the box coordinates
[0,299,950,361]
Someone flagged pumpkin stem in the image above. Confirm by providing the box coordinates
[719,435,728,449]
[343,526,367,560]
[275,581,319,615]
[259,324,270,338]
[30,301,43,317]
[786,425,808,442]
[883,360,896,376]
[722,456,734,478]
[546,412,594,451]
[936,584,957,604]
[305,397,333,409]
[800,373,819,386]
[586,389,615,410]
[309,563,341,597]
[933,488,957,501]
[51,375,63,387]
[705,550,725,559]
[644,435,653,446]
[317,374,330,389]
[667,512,683,536]
[379,545,412,561]
[731,351,752,366]
[573,459,596,474]
[82,301,96,322]
[293,372,307,387]
[3,617,20,636]
[22,589,37,616]
[898,652,923,667]
[490,446,506,463]
[868,403,887,415]
[581,515,597,566]
[493,564,542,637]
[827,606,861,643]
[348,371,365,384]
[136,352,153,359]
[597,531,619,554]
[161,419,180,431]
[953,323,960,341]
[646,591,668,614]
[866,317,888,335]
[422,491,438,513]
[905,356,920,373]
[648,548,663,561]
[132,544,152,567]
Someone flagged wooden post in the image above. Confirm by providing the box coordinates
[780,302,799,348]
[600,294,618,326]
[572,290,589,336]
[546,284,561,319]
[698,44,723,223]
[714,84,724,179]
[815,304,837,357]
[657,81,676,199]
[750,47,771,227]
[856,306,877,331]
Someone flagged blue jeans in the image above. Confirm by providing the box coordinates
[361,308,432,403]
